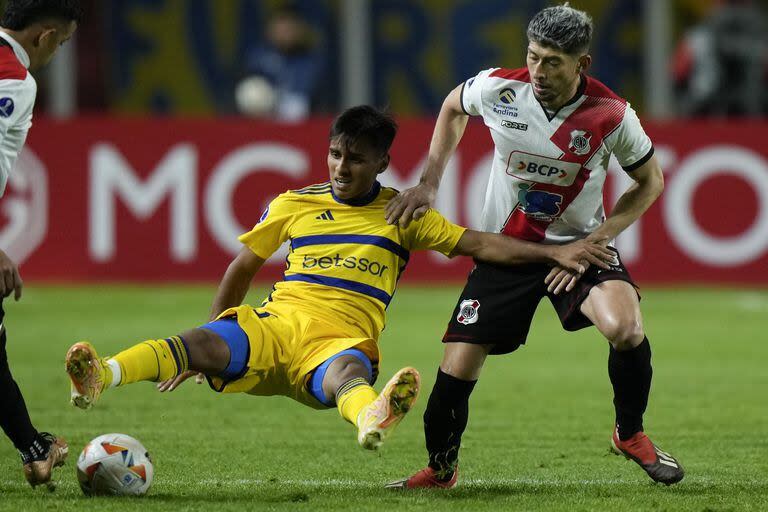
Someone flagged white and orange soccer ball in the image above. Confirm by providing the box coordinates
[76,433,154,496]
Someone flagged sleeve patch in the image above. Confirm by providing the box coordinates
[258,206,270,223]
[0,97,15,117]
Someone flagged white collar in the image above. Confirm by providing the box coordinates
[0,31,31,69]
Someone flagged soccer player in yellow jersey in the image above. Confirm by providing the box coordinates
[65,106,615,452]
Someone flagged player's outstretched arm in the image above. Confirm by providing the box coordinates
[587,155,664,242]
[545,155,664,295]
[451,230,614,273]
[385,84,468,228]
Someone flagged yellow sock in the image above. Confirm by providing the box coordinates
[336,378,378,426]
[110,337,189,386]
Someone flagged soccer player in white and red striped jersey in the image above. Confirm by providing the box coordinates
[0,0,81,489]
[386,4,683,488]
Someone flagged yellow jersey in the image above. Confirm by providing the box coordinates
[239,181,466,340]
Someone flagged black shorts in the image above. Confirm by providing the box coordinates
[442,248,638,355]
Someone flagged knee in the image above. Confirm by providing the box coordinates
[333,358,369,383]
[440,361,481,381]
[440,343,492,381]
[599,316,644,350]
[323,355,371,398]
[180,329,230,372]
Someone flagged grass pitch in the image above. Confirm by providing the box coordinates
[0,285,766,511]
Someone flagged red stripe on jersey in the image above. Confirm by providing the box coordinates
[502,92,626,242]
[0,46,27,80]
[550,95,627,164]
[583,75,625,102]
[501,207,549,240]
[489,67,530,82]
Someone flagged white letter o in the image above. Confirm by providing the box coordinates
[666,146,768,266]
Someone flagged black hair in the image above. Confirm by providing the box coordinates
[329,105,398,156]
[527,3,593,55]
[1,0,83,30]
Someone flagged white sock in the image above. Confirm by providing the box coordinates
[107,359,121,388]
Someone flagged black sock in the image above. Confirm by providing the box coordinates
[424,368,476,479]
[19,433,52,464]
[609,337,652,441]
[0,323,39,453]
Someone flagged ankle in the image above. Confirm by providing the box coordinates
[428,463,456,482]
[19,433,51,464]
[104,358,119,389]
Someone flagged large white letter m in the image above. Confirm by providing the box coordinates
[89,143,197,262]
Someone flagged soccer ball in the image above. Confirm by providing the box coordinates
[76,433,154,496]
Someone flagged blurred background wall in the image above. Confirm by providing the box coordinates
[1,0,766,285]
[16,0,746,117]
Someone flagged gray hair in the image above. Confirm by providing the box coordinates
[526,3,593,55]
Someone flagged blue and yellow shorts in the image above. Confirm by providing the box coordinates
[202,303,380,409]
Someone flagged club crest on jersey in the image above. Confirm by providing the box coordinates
[457,299,480,325]
[568,130,592,156]
[517,184,563,221]
[0,97,14,118]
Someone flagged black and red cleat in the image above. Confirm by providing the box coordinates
[611,427,684,485]
[385,466,458,489]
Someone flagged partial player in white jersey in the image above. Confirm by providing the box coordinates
[461,65,653,244]
[0,0,81,490]
[386,4,683,489]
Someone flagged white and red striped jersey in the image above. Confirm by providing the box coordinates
[461,67,653,244]
[0,31,36,197]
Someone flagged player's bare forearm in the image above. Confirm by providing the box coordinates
[209,248,265,320]
[451,230,615,272]
[453,230,550,264]
[421,85,469,189]
[589,156,664,242]
[385,84,468,226]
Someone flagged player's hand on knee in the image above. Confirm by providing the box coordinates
[156,371,203,392]
[552,239,613,272]
[545,266,581,295]
[0,249,23,301]
[550,242,588,273]
[585,233,610,246]
[385,183,436,227]
[577,239,615,269]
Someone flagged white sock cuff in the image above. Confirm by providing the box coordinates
[107,359,121,388]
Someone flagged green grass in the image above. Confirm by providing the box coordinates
[0,285,766,511]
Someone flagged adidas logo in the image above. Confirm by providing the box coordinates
[656,448,679,468]
[315,210,335,221]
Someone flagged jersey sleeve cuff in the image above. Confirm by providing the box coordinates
[459,81,470,116]
[236,235,274,261]
[622,147,654,172]
[446,226,469,257]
